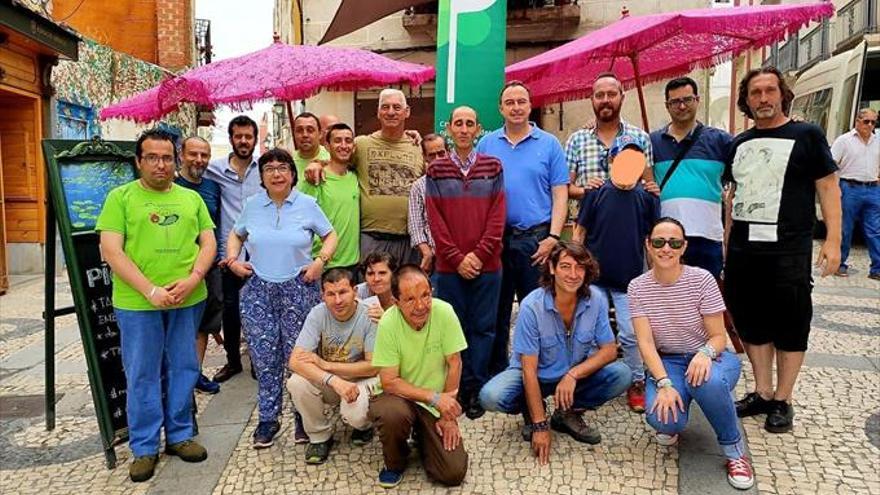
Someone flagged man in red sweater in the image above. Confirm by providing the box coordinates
[426,106,506,420]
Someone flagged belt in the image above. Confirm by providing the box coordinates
[506,222,550,237]
[841,178,878,187]
[364,231,408,241]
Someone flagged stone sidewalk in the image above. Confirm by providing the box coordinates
[1,244,877,494]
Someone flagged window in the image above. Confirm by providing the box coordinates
[56,101,95,140]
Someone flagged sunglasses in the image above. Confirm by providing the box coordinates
[859,119,877,126]
[650,237,685,249]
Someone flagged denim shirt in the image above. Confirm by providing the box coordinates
[510,286,615,382]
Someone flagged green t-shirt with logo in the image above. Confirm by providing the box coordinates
[297,167,360,268]
[96,181,215,311]
[293,146,330,185]
[371,299,467,417]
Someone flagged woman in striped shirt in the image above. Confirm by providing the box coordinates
[627,217,754,490]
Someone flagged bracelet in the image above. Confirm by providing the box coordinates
[531,420,550,432]
[547,233,561,241]
[322,373,335,386]
[148,286,157,299]
[698,345,718,360]
[429,392,441,408]
[656,378,674,389]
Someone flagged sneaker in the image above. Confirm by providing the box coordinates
[765,400,794,433]
[165,439,208,462]
[195,374,220,394]
[304,438,334,465]
[351,427,374,446]
[293,412,309,444]
[378,467,404,488]
[129,455,158,482]
[627,380,646,412]
[212,363,242,383]
[726,456,756,490]
[253,420,280,449]
[735,392,772,418]
[465,395,485,420]
[869,272,880,281]
[550,410,601,444]
[655,433,679,446]
[834,266,849,277]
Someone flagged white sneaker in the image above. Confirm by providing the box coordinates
[655,433,679,446]
[726,456,756,490]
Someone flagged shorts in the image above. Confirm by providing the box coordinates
[724,251,813,352]
[199,265,223,334]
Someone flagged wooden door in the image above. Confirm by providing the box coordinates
[0,132,8,294]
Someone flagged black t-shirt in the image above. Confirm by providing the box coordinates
[724,121,836,255]
[577,182,659,292]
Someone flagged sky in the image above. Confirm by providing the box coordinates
[195,0,274,146]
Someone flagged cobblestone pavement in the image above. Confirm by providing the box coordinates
[1,244,877,494]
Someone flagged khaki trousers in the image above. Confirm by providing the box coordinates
[287,374,378,443]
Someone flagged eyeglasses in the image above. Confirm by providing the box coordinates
[859,118,877,126]
[666,96,698,107]
[262,165,292,175]
[141,154,175,165]
[649,237,685,249]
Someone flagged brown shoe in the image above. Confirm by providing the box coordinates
[213,363,242,383]
[550,410,601,444]
[129,455,158,482]
[165,439,207,462]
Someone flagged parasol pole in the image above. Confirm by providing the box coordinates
[286,100,296,146]
[629,52,650,131]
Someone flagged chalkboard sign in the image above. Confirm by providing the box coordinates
[42,137,137,467]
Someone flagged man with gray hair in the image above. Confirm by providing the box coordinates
[307,89,425,264]
[830,107,879,280]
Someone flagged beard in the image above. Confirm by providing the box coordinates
[593,104,621,122]
[234,144,253,159]
[186,165,205,180]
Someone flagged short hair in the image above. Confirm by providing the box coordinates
[736,66,794,120]
[135,128,178,162]
[325,122,353,142]
[321,268,355,290]
[181,135,209,152]
[593,71,623,92]
[257,148,296,187]
[390,263,430,300]
[539,241,600,300]
[361,251,398,275]
[649,216,687,239]
[228,115,259,140]
[294,112,321,130]
[378,88,408,108]
[447,105,479,125]
[420,133,446,155]
[499,80,531,103]
[664,77,699,100]
[857,107,878,119]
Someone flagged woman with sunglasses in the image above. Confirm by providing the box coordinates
[627,217,753,490]
[225,148,338,449]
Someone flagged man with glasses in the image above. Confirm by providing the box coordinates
[830,108,880,280]
[650,77,733,279]
[408,134,448,273]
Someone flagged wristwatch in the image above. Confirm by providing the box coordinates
[317,253,330,263]
[531,420,550,432]
[547,233,561,241]
[656,377,674,389]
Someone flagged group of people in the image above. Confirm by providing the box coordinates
[95,62,877,489]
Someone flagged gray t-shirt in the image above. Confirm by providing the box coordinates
[295,300,377,363]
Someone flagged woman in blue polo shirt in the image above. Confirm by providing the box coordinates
[225,148,337,449]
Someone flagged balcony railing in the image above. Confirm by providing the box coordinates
[797,24,827,70]
[832,0,878,52]
[195,18,212,66]
[777,36,798,72]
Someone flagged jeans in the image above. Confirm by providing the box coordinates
[840,181,880,275]
[479,361,632,414]
[492,226,547,375]
[434,271,502,397]
[221,269,245,367]
[682,236,723,279]
[240,274,321,423]
[116,302,204,457]
[645,352,745,459]
[594,287,643,382]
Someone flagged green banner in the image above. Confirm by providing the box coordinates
[434,0,507,136]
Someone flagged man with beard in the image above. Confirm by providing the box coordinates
[206,115,263,383]
[175,136,223,394]
[564,72,655,412]
[726,67,841,433]
[292,112,330,184]
[650,77,732,279]
[475,81,569,377]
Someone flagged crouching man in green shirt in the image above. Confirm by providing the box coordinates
[368,265,469,488]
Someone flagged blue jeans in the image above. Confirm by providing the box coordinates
[645,352,745,459]
[434,271,502,396]
[479,361,632,414]
[492,226,547,375]
[594,287,643,382]
[682,236,723,279]
[116,302,204,457]
[840,181,880,275]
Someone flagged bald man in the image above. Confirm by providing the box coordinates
[320,114,341,146]
[426,106,506,419]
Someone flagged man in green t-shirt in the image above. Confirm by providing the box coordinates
[298,123,360,273]
[292,112,331,184]
[96,129,216,483]
[368,265,468,488]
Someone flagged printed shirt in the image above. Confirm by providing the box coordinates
[509,286,616,382]
[830,130,880,182]
[295,301,377,363]
[407,176,434,249]
[205,154,262,258]
[650,124,732,242]
[565,120,654,184]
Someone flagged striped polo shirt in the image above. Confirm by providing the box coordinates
[650,124,732,242]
